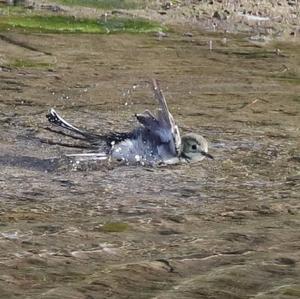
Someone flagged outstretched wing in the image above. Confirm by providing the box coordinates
[136,79,181,156]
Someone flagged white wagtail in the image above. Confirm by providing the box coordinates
[46,79,213,165]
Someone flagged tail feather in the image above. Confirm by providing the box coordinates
[47,108,85,135]
[46,109,132,148]
[46,108,101,141]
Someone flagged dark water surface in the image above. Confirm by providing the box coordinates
[0,31,299,298]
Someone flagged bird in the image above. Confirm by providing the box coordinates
[46,79,213,165]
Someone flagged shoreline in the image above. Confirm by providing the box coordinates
[10,0,300,40]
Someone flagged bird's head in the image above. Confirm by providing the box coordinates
[180,133,213,162]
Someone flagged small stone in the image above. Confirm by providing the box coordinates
[155,31,168,38]
[213,11,227,20]
[159,228,182,235]
[158,10,167,15]
[167,215,186,223]
[287,0,296,6]
[183,32,193,37]
[161,2,172,10]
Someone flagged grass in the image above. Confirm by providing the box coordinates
[55,0,144,9]
[0,15,165,33]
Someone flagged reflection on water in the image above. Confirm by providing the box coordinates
[0,31,299,298]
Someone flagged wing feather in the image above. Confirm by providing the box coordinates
[136,79,181,155]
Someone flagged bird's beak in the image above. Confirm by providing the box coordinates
[201,151,214,160]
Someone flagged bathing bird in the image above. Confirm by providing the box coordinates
[46,79,213,165]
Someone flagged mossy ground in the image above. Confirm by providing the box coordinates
[56,0,143,9]
[0,15,164,33]
[8,58,52,69]
[100,222,129,233]
[0,4,165,34]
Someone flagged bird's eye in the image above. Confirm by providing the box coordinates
[191,144,197,150]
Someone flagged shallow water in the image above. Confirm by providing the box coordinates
[0,31,299,298]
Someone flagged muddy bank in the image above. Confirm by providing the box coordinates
[8,0,300,38]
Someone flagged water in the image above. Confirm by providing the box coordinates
[0,31,299,298]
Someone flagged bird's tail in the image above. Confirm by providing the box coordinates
[46,108,101,141]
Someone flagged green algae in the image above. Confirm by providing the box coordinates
[8,58,52,69]
[0,14,165,34]
[101,222,129,233]
[56,0,143,9]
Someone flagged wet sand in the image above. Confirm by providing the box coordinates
[0,30,300,298]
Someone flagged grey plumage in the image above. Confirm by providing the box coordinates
[46,79,213,165]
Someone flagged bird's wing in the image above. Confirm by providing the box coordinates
[136,79,181,155]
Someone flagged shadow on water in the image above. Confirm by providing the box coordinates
[0,155,60,172]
